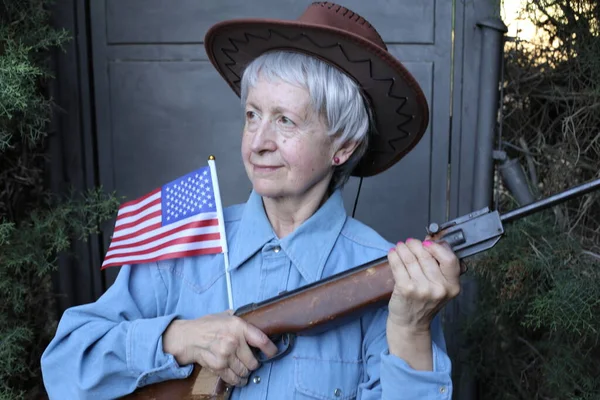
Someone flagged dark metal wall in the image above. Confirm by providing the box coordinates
[49,0,501,325]
[87,0,457,287]
[51,1,501,398]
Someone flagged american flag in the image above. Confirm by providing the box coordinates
[101,166,224,269]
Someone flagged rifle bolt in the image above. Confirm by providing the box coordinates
[428,223,440,234]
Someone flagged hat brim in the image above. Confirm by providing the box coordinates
[205,19,429,177]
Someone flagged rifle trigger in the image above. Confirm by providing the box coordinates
[255,333,296,364]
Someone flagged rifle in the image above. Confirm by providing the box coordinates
[123,177,600,400]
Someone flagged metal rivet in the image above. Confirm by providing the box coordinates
[253,376,261,384]
[273,246,280,253]
[334,388,342,397]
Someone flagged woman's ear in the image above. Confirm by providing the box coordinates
[332,140,360,166]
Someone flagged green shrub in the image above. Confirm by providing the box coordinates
[0,1,119,398]
[464,212,600,399]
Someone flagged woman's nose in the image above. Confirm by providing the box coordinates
[250,120,277,153]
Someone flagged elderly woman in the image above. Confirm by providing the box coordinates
[41,3,461,399]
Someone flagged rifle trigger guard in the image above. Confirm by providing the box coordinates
[255,333,296,363]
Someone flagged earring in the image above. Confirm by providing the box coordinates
[333,156,340,164]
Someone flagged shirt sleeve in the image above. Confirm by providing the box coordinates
[40,263,193,399]
[358,308,453,400]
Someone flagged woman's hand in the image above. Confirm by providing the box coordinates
[387,237,461,332]
[162,310,278,386]
[385,238,462,370]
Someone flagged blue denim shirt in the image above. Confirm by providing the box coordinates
[41,189,453,399]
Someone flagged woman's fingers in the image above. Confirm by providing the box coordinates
[420,239,461,284]
[242,322,278,359]
[218,367,248,387]
[176,311,274,388]
[386,237,462,330]
[403,239,445,283]
[236,339,260,371]
[228,355,250,381]
[387,245,411,286]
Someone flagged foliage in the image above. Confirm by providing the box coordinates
[501,0,600,243]
[464,213,600,399]
[466,0,600,398]
[0,0,119,398]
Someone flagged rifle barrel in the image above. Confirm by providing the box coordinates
[500,178,600,224]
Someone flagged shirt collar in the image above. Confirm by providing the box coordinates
[228,190,348,284]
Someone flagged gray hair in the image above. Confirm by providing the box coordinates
[240,51,371,191]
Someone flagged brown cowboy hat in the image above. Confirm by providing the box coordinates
[204,2,429,177]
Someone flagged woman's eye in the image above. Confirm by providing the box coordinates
[279,116,295,126]
[246,111,256,120]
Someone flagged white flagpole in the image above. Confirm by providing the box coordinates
[208,155,234,310]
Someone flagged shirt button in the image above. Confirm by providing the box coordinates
[253,376,261,384]
[272,246,281,253]
[334,388,342,397]
[440,386,447,394]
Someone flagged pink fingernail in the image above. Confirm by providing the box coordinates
[397,241,403,245]
[423,240,432,247]
[406,238,413,242]
[389,247,396,253]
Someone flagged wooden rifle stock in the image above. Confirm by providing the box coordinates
[122,178,600,399]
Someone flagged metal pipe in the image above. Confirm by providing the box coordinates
[501,177,600,223]
[498,157,535,206]
[472,18,508,209]
[458,17,508,400]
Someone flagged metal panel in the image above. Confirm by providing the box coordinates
[106,59,251,203]
[447,2,503,399]
[351,0,453,242]
[450,0,502,218]
[347,61,434,241]
[106,0,435,44]
[88,0,454,289]
[49,0,105,309]
[52,1,501,398]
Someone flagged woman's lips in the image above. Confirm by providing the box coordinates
[253,164,281,173]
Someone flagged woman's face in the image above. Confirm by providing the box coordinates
[242,76,339,202]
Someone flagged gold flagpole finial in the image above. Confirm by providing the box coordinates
[208,155,216,160]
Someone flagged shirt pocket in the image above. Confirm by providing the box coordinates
[294,357,362,400]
